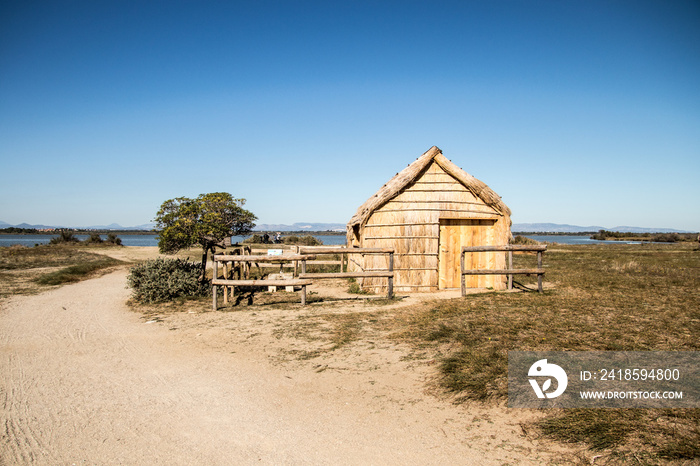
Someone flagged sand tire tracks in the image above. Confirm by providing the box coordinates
[1,269,566,465]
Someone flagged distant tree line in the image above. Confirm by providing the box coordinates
[512,231,599,236]
[243,234,322,246]
[590,230,697,243]
[1,227,46,234]
[49,231,122,246]
[1,227,154,235]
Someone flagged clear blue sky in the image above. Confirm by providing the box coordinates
[1,0,698,230]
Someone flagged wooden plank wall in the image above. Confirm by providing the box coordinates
[439,219,506,289]
[356,161,508,292]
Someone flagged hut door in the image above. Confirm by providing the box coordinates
[438,219,496,289]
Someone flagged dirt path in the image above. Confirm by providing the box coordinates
[1,269,568,465]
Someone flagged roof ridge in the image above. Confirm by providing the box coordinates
[347,147,510,230]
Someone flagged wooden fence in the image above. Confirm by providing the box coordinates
[461,245,547,296]
[212,254,316,308]
[297,247,395,299]
[211,246,396,307]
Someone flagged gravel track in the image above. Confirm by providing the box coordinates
[1,269,564,465]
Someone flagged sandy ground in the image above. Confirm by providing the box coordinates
[0,247,575,465]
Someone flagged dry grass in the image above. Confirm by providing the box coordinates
[389,243,699,462]
[15,241,696,461]
[0,244,124,298]
[233,242,699,462]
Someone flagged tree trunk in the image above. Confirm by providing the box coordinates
[200,246,210,284]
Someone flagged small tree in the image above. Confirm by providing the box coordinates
[49,230,80,244]
[86,232,104,244]
[106,233,122,245]
[154,193,257,280]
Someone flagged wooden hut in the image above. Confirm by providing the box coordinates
[346,146,512,292]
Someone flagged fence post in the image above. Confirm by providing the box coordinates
[461,245,546,293]
[212,258,219,310]
[460,249,466,297]
[294,245,299,277]
[508,250,513,290]
[537,250,543,292]
[387,252,394,299]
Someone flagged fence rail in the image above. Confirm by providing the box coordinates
[212,254,316,308]
[297,246,395,298]
[212,246,396,307]
[460,245,547,296]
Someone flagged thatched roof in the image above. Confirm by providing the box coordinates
[347,146,511,229]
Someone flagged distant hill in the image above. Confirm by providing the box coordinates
[0,220,344,232]
[605,225,691,233]
[88,223,157,231]
[12,222,68,230]
[254,222,346,232]
[512,223,689,233]
[1,220,690,234]
[0,221,156,231]
[512,223,604,233]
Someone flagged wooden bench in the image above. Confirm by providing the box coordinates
[212,278,313,308]
[212,254,316,309]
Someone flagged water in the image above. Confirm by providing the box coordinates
[518,235,633,245]
[239,234,348,246]
[0,233,348,248]
[0,233,645,248]
[0,234,160,247]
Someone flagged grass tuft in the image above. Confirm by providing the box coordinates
[536,409,643,450]
[1,244,124,297]
[391,243,699,459]
[35,258,122,285]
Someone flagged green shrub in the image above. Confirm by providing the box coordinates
[283,235,323,246]
[654,233,679,243]
[86,232,104,244]
[242,234,323,245]
[347,277,369,294]
[243,234,264,244]
[511,235,541,245]
[49,230,80,244]
[106,233,122,245]
[127,258,209,303]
